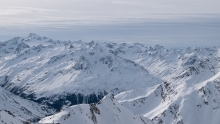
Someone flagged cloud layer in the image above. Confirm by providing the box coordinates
[0,0,220,48]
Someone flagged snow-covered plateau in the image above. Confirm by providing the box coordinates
[1,33,220,124]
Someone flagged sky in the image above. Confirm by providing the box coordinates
[0,0,220,48]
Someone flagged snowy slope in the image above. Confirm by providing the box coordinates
[116,68,220,124]
[0,33,161,110]
[0,87,55,122]
[39,94,154,124]
[113,42,220,124]
[0,110,25,124]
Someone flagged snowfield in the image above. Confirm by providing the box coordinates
[1,33,220,124]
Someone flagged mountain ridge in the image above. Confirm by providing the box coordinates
[0,33,162,110]
[1,33,220,123]
[39,94,154,124]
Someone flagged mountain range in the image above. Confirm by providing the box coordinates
[0,33,220,124]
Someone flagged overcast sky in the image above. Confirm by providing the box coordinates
[0,0,220,48]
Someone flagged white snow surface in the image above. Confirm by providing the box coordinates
[0,87,55,122]
[0,110,25,124]
[39,94,154,124]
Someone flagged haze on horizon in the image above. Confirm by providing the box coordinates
[0,0,220,48]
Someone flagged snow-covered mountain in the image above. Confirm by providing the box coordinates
[116,72,220,124]
[0,33,161,110]
[0,87,55,123]
[115,45,220,124]
[1,33,220,123]
[39,94,154,124]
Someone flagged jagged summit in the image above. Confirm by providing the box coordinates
[28,33,40,38]
[39,94,154,124]
[154,44,164,50]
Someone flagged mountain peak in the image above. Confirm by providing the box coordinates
[154,44,164,50]
[39,94,154,124]
[28,33,40,38]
